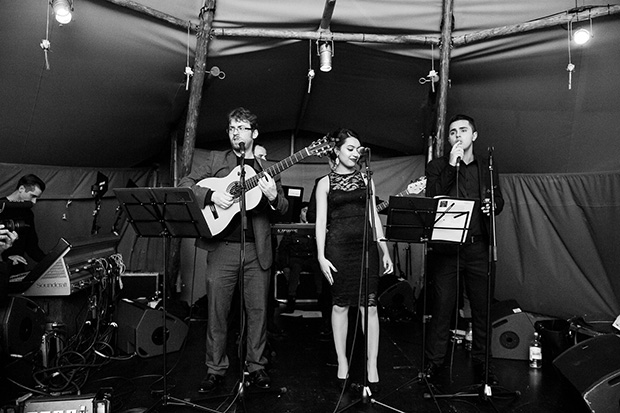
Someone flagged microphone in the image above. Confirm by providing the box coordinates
[357,146,370,155]
[456,156,461,170]
[239,141,245,152]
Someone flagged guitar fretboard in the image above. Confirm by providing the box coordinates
[246,147,312,189]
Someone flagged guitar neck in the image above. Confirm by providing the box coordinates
[246,147,314,189]
[377,188,411,213]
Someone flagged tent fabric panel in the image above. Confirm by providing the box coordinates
[496,171,620,320]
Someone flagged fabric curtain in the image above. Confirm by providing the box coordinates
[496,171,620,320]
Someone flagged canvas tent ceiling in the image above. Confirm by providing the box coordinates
[1,0,619,173]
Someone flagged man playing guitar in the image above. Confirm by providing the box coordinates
[179,107,289,393]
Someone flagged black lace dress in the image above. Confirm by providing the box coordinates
[325,171,379,307]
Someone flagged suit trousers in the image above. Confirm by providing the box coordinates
[425,241,492,365]
[205,241,270,375]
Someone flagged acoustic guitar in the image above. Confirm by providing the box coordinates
[197,137,333,237]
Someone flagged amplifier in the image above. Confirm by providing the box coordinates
[22,393,110,413]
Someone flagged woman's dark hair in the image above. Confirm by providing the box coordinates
[327,128,360,162]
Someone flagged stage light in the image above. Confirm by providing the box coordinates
[573,27,591,45]
[570,11,593,46]
[318,41,333,72]
[52,0,73,24]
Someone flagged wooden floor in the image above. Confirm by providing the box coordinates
[2,301,594,413]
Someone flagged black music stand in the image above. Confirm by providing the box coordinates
[376,196,473,411]
[114,187,217,412]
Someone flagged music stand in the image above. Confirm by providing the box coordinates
[114,187,217,412]
[376,195,474,411]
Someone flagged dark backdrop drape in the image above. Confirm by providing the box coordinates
[495,171,620,320]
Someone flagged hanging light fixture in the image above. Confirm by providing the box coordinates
[52,0,73,24]
[317,41,333,72]
[570,9,593,45]
[573,26,591,45]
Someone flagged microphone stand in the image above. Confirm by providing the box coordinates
[483,147,497,397]
[236,143,249,408]
[335,149,376,412]
[432,147,519,411]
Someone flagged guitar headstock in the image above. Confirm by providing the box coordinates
[406,176,427,195]
[307,136,334,158]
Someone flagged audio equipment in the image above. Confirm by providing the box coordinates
[490,299,556,360]
[22,392,111,413]
[9,235,119,296]
[379,281,414,314]
[0,296,45,356]
[115,299,188,358]
[554,334,620,412]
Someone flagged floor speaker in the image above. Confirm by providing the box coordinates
[490,299,555,360]
[115,299,188,358]
[0,296,45,356]
[379,281,414,313]
[553,334,620,413]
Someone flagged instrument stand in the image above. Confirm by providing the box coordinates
[372,195,449,412]
[114,187,217,413]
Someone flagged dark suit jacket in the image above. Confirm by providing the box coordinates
[179,149,288,270]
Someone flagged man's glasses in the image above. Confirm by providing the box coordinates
[227,125,252,133]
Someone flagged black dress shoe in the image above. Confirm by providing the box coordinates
[199,373,224,393]
[249,369,271,389]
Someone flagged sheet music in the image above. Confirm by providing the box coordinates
[431,198,475,243]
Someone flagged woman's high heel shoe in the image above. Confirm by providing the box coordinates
[368,381,380,394]
[336,376,348,390]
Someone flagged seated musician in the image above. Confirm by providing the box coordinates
[0,225,18,304]
[1,174,47,275]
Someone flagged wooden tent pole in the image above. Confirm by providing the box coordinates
[319,0,337,31]
[180,1,215,177]
[432,0,454,160]
[165,1,216,298]
[290,0,337,153]
[454,5,620,46]
[102,0,618,48]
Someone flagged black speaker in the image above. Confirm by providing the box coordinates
[379,281,414,313]
[490,299,555,360]
[0,296,45,356]
[115,299,188,358]
[554,335,620,413]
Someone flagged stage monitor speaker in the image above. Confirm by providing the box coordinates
[379,281,414,313]
[115,299,188,358]
[0,296,45,356]
[554,334,620,413]
[490,299,555,361]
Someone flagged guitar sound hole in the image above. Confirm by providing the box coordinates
[229,182,242,198]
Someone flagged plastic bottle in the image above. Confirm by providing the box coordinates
[529,332,542,369]
[464,322,473,351]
